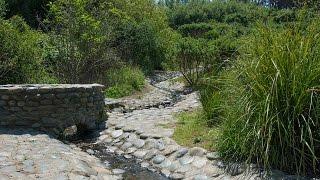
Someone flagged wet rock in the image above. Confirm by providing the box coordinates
[152,155,166,164]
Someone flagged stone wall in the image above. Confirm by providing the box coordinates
[0,84,106,135]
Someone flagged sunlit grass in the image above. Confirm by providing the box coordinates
[173,110,220,151]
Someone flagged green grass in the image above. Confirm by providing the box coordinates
[173,110,220,151]
[217,17,320,176]
[105,66,145,98]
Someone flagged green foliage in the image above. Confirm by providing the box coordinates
[0,16,56,84]
[47,0,118,83]
[107,0,175,74]
[105,66,145,98]
[0,0,5,17]
[218,20,320,176]
[4,0,51,28]
[178,23,213,38]
[175,37,215,86]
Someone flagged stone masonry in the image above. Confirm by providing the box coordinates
[0,84,106,135]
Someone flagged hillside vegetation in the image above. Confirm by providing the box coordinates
[1,0,320,177]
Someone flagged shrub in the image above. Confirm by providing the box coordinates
[218,20,320,176]
[175,37,216,87]
[105,66,145,98]
[0,0,5,17]
[0,16,56,84]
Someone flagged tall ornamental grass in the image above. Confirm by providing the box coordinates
[218,19,320,176]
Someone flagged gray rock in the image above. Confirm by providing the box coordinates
[111,130,123,139]
[192,157,207,168]
[176,148,188,158]
[126,147,137,154]
[170,173,184,180]
[120,142,133,151]
[141,162,150,168]
[159,159,172,168]
[144,149,158,160]
[161,169,171,177]
[189,147,206,157]
[152,155,166,164]
[179,155,194,165]
[133,139,145,148]
[133,150,148,159]
[226,163,245,176]
[163,145,179,156]
[155,140,165,151]
[86,149,95,155]
[193,174,208,180]
[144,139,157,149]
[112,169,125,175]
[206,152,219,160]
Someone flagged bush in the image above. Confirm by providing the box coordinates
[175,37,216,87]
[218,20,320,176]
[0,0,5,17]
[0,16,56,84]
[105,66,145,98]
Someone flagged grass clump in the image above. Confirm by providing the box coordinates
[218,18,320,176]
[173,110,220,151]
[105,66,145,98]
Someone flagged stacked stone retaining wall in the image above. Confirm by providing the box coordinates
[0,84,106,134]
